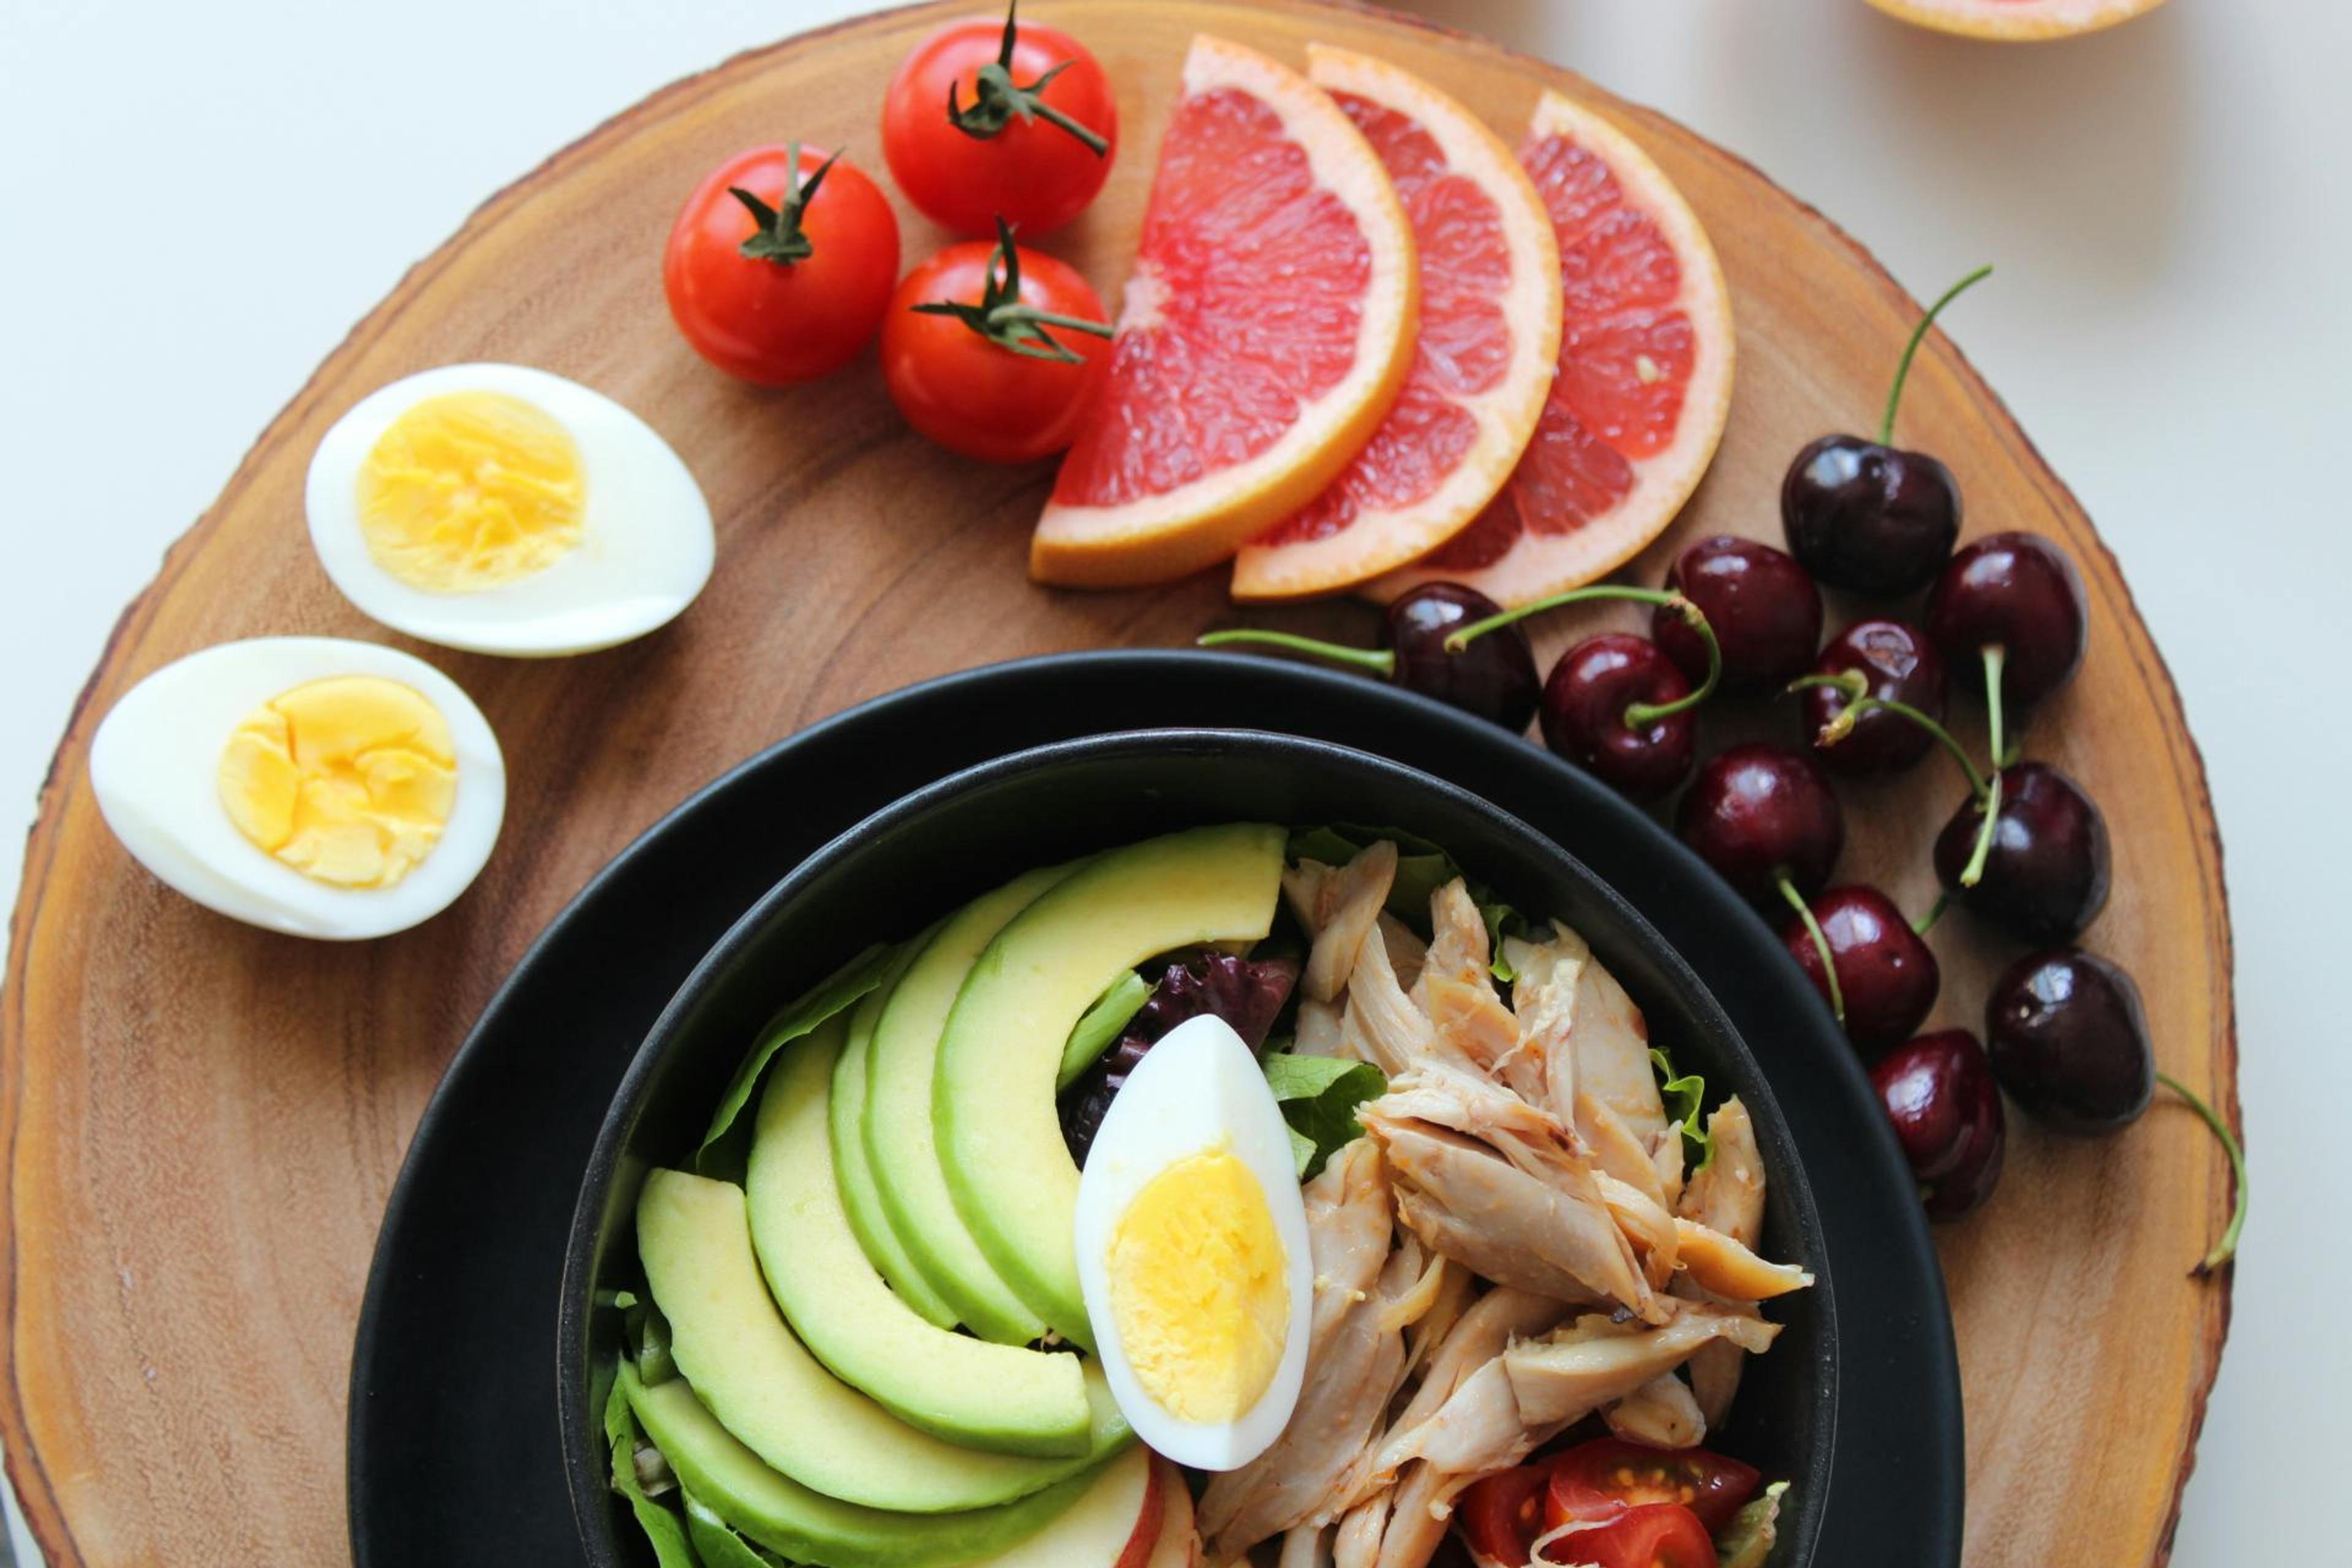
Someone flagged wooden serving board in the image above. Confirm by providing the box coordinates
[0,2,2234,1564]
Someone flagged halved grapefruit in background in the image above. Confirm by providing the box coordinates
[1227,45,1562,601]
[1370,89,1733,609]
[1031,35,1419,589]
[1866,0,2165,40]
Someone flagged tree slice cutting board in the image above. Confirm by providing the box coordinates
[0,2,2234,1564]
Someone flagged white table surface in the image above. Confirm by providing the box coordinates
[3,1,2343,1562]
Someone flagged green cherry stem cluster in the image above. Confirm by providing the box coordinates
[1447,585,1723,725]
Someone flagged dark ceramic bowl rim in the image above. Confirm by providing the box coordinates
[555,725,1836,1567]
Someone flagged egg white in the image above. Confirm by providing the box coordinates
[1072,1013,1315,1471]
[88,638,507,940]
[306,363,714,657]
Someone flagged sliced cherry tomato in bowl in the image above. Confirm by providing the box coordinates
[1460,1464,1551,1567]
[881,1,1118,236]
[663,143,899,385]
[1540,1503,1719,1568]
[880,222,1112,464]
[1543,1438,1762,1537]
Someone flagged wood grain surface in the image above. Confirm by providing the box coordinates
[0,2,2234,1563]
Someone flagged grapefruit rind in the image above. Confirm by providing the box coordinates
[1368,88,1734,608]
[1866,0,2165,42]
[1227,44,1564,601]
[1030,35,1419,589]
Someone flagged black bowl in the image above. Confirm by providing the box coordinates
[559,728,1835,1567]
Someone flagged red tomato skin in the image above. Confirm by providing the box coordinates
[1538,1503,1717,1568]
[880,242,1110,464]
[663,145,900,385]
[881,18,1118,236]
[1458,1465,1550,1568]
[1542,1439,1763,1537]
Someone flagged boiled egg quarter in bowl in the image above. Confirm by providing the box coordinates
[89,637,505,939]
[306,363,713,657]
[1074,1012,1314,1472]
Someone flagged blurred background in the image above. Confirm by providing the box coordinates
[2,0,2344,1562]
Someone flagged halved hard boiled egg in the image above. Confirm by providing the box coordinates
[89,638,505,939]
[1073,1013,1313,1471]
[306,363,713,657]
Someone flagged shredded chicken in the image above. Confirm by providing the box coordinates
[1338,924,1455,1076]
[1604,1371,1708,1448]
[1379,913,1428,995]
[1287,842,1399,1003]
[1497,924,1583,1117]
[1293,997,1346,1058]
[1673,1218,1812,1300]
[1677,1098,1768,1425]
[1278,1523,1329,1568]
[1333,1491,1390,1568]
[1414,881,1521,1075]
[1507,1303,1779,1429]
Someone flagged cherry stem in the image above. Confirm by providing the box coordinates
[1196,628,1395,676]
[1958,646,2007,888]
[1777,873,1843,1024]
[1880,264,1992,445]
[1786,673,1989,799]
[2155,1072,2247,1275]
[1443,584,1719,727]
[1913,890,1949,937]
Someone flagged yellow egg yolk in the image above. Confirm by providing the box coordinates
[217,677,458,888]
[1106,1148,1290,1423]
[356,391,585,592]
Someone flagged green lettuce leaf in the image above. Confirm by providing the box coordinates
[697,943,893,1168]
[684,1488,785,1567]
[1286,824,1522,981]
[1057,970,1155,1090]
[1652,1047,1713,1173]
[1263,1051,1388,1180]
[1715,1480,1790,1568]
[605,1367,700,1568]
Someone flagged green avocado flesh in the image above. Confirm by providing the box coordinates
[748,1022,1096,1457]
[1056,969,1154,1090]
[863,864,1080,1344]
[620,1363,1096,1568]
[684,1489,778,1568]
[935,822,1287,1345]
[829,955,962,1332]
[635,1159,1116,1513]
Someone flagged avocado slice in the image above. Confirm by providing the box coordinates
[748,1025,1098,1457]
[636,1159,1122,1513]
[683,1489,774,1568]
[620,1362,1097,1568]
[935,823,1286,1344]
[830,952,961,1332]
[863,864,1081,1344]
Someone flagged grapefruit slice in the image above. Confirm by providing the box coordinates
[1867,0,2164,40]
[1370,89,1733,608]
[1031,36,1418,589]
[1227,46,1562,601]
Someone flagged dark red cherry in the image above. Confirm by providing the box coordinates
[1655,535,1823,694]
[1924,532,2087,707]
[1676,744,1845,904]
[1381,584,1542,731]
[1781,434,1961,597]
[1933,763,2111,944]
[1539,635,1697,801]
[1798,619,1950,777]
[1780,886,1941,1052]
[1871,1030,2006,1219]
[1985,948,2153,1135]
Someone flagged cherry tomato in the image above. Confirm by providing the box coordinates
[663,143,899,385]
[881,2,1117,236]
[1459,1464,1550,1567]
[1543,1504,1719,1568]
[880,227,1112,464]
[1544,1439,1762,1536]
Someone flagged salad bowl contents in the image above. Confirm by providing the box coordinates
[565,734,1829,1568]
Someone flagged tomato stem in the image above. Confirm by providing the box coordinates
[910,218,1114,363]
[1196,628,1395,675]
[2156,1071,2247,1276]
[1880,264,1992,446]
[947,0,1111,155]
[728,142,837,266]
